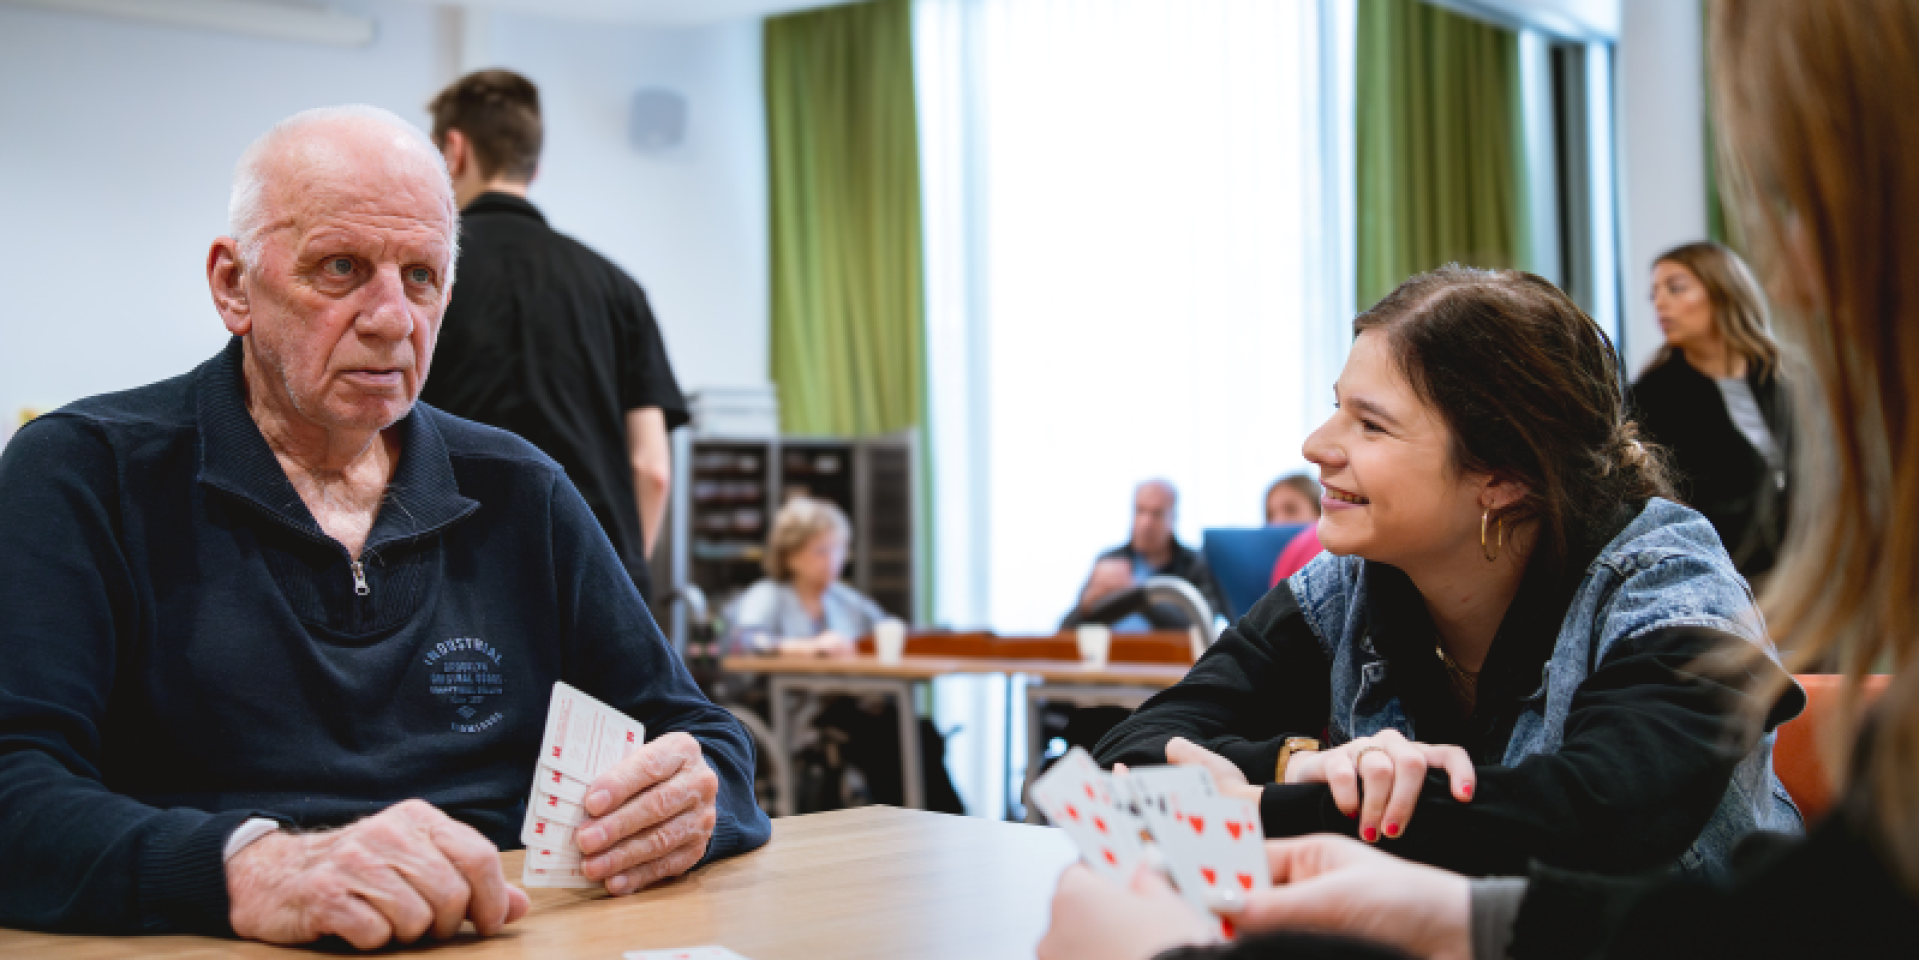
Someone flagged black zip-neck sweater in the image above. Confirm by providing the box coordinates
[0,339,769,935]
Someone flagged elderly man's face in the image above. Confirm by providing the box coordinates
[219,129,454,437]
[1131,483,1176,556]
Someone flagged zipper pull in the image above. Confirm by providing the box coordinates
[350,560,370,597]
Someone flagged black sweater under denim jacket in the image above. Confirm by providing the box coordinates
[0,340,770,935]
[1095,505,1803,879]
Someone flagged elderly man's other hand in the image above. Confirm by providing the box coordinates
[1234,835,1472,960]
[574,731,719,895]
[226,799,531,949]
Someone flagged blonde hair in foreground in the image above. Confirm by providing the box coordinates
[1709,0,1917,889]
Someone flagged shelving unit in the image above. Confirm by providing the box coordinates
[657,419,917,654]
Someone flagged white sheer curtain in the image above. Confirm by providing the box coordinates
[916,0,1355,817]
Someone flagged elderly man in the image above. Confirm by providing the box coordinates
[0,107,769,947]
[1064,479,1225,630]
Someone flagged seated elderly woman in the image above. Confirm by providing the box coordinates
[726,496,888,656]
[1094,265,1803,882]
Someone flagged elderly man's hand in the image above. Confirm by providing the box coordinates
[226,799,530,950]
[574,732,719,894]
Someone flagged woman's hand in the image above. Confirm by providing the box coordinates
[1161,737,1266,808]
[1232,835,1474,960]
[1036,863,1219,960]
[1284,729,1474,843]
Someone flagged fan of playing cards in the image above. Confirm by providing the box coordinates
[521,682,646,888]
[1027,747,1270,937]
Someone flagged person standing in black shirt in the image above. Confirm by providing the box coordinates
[421,70,686,608]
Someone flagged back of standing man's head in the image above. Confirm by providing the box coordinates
[427,69,543,182]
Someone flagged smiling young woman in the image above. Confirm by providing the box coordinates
[1093,265,1804,880]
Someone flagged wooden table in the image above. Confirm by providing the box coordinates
[0,807,1078,960]
[722,640,1194,818]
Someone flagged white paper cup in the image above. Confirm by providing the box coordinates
[874,618,908,664]
[1075,623,1112,668]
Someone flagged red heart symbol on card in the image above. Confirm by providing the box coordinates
[546,796,558,807]
[1063,803,1080,822]
[1084,783,1097,800]
[1200,866,1218,885]
[1104,848,1118,866]
[1225,821,1244,839]
[551,746,562,758]
[1186,815,1206,834]
[1237,873,1255,890]
[1093,816,1109,835]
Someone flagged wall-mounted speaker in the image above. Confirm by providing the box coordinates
[630,88,687,153]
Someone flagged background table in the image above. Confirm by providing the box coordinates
[721,633,1194,817]
[0,807,1078,960]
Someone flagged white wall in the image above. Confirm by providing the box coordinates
[1612,0,1706,375]
[0,1,769,438]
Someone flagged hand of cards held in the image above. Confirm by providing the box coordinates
[1029,748,1270,940]
[521,682,646,888]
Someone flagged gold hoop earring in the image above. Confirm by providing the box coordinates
[1480,509,1503,562]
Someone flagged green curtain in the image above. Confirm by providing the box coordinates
[1356,0,1530,309]
[764,0,925,440]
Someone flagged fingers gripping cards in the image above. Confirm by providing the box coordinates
[1029,748,1271,938]
[520,682,645,888]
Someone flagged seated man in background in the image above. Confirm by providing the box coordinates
[0,106,769,948]
[1064,479,1226,631]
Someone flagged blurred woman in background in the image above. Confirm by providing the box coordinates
[1264,474,1322,526]
[1265,472,1326,586]
[1632,242,1793,582]
[726,496,886,657]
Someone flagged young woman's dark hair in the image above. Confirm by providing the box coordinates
[1354,265,1674,569]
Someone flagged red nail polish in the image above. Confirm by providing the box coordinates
[1385,822,1400,837]
[1362,826,1377,842]
[1345,808,1357,819]
[1463,783,1475,798]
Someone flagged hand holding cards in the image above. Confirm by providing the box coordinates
[1028,748,1270,938]
[521,681,646,888]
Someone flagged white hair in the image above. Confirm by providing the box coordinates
[227,104,458,274]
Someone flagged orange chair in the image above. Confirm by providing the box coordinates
[1772,673,1892,822]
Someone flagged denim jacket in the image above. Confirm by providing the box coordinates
[1289,498,1803,877]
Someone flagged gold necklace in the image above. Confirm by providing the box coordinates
[1435,643,1480,713]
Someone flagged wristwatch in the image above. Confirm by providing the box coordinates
[1275,736,1321,783]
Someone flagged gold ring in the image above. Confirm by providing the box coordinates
[1353,745,1390,767]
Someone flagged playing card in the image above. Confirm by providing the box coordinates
[537,763,590,805]
[521,796,579,848]
[539,681,645,784]
[520,857,594,888]
[1029,749,1145,883]
[1113,764,1216,829]
[528,844,582,868]
[624,948,751,960]
[531,781,588,827]
[1149,793,1270,916]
